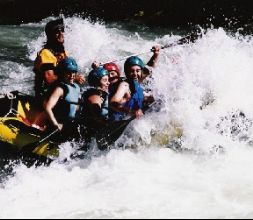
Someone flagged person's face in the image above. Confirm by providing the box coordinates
[109,71,120,84]
[99,75,110,92]
[50,27,64,44]
[63,72,76,84]
[127,65,142,81]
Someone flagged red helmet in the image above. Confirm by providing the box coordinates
[103,63,120,76]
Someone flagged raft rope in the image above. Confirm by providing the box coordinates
[0,94,15,120]
[0,93,32,126]
[0,92,16,100]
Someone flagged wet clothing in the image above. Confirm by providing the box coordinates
[110,80,144,121]
[108,78,124,121]
[108,77,125,100]
[52,82,81,123]
[81,88,109,131]
[33,45,68,103]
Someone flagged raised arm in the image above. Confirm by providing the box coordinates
[141,45,161,81]
[147,45,161,68]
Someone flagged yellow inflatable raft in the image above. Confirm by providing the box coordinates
[0,92,59,160]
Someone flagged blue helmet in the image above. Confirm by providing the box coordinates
[124,56,145,75]
[56,57,78,75]
[88,67,109,87]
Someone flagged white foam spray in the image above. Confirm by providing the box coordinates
[1,17,253,218]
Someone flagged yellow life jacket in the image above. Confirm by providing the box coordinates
[33,48,68,99]
[34,48,68,72]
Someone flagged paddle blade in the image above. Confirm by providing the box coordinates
[96,119,134,150]
[19,129,59,154]
[177,32,202,45]
[161,32,202,50]
[19,141,41,154]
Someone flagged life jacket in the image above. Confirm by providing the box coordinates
[110,80,144,121]
[81,88,109,122]
[33,48,68,101]
[53,82,80,122]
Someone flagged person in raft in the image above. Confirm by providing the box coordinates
[33,18,85,105]
[44,57,81,132]
[109,45,161,121]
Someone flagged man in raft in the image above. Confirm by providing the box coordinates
[33,18,85,105]
[109,46,161,121]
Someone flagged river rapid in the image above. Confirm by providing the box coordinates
[0,16,253,218]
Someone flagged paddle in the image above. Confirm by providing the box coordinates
[96,100,160,149]
[96,117,136,149]
[19,129,59,154]
[100,32,200,66]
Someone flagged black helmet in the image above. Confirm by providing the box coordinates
[45,18,64,37]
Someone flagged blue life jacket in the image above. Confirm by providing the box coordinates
[53,82,80,121]
[110,80,144,121]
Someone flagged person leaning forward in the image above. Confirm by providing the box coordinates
[33,18,85,105]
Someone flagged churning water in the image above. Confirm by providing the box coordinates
[0,16,253,218]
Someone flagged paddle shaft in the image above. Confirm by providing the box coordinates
[82,33,198,74]
[97,100,159,145]
[37,129,59,144]
[100,33,197,66]
[20,129,59,154]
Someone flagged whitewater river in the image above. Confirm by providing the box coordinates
[0,16,253,218]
